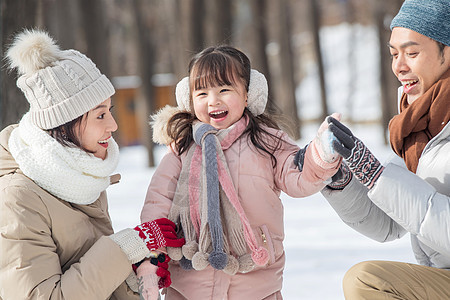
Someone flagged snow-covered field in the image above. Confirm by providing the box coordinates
[108,24,415,299]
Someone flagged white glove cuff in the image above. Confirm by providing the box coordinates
[109,228,150,264]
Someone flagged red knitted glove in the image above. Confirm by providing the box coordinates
[134,218,185,252]
[155,254,172,289]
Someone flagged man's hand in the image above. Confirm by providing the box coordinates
[328,117,384,189]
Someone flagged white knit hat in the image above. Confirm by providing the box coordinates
[6,29,115,129]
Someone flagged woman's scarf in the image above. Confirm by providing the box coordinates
[389,68,450,173]
[8,113,119,204]
[167,117,269,275]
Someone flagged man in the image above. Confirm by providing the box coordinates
[320,0,450,299]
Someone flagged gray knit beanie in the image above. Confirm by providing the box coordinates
[390,0,450,47]
[6,29,115,129]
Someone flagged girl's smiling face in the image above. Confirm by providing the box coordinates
[75,98,118,159]
[192,81,247,129]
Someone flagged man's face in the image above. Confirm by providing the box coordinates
[389,27,450,104]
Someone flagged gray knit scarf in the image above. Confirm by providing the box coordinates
[167,117,269,275]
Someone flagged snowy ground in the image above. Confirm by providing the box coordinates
[108,24,415,299]
[108,123,415,300]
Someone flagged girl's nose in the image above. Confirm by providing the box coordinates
[208,94,220,106]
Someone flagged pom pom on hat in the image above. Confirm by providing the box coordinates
[6,29,61,76]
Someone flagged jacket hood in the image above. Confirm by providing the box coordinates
[0,125,20,177]
[150,105,184,145]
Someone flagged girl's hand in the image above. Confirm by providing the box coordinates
[136,260,161,300]
[315,113,341,163]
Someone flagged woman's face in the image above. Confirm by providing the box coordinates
[192,80,248,129]
[75,98,118,159]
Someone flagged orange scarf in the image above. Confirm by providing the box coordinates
[389,68,450,173]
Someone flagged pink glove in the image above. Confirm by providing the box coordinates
[315,113,341,163]
[134,218,185,252]
[136,260,160,300]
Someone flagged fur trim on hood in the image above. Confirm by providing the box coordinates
[150,105,184,145]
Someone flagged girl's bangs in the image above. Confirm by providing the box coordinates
[191,55,240,91]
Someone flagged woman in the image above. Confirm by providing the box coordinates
[0,29,183,299]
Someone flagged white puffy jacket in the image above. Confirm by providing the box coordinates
[321,121,450,269]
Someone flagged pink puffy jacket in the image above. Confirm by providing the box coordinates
[141,126,339,299]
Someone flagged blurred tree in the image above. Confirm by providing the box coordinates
[206,0,233,46]
[308,0,328,121]
[36,0,79,50]
[273,0,300,139]
[373,0,403,144]
[132,0,156,166]
[1,0,38,130]
[79,0,111,77]
[248,0,273,111]
[163,0,187,77]
[181,0,205,54]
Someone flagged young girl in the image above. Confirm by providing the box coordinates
[137,45,340,299]
[0,29,184,299]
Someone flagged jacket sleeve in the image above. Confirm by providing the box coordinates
[0,186,137,300]
[321,175,407,243]
[275,135,340,197]
[140,149,182,223]
[368,162,450,256]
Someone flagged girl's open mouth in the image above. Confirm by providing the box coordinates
[209,110,228,119]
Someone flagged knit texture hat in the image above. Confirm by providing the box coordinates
[390,0,450,47]
[6,29,115,129]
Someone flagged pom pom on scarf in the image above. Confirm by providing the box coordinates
[208,250,228,270]
[182,241,199,260]
[167,246,183,261]
[192,252,210,271]
[223,255,239,275]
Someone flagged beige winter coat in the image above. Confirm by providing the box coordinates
[0,125,139,300]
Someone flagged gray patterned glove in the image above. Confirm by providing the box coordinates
[328,117,384,189]
[327,162,352,190]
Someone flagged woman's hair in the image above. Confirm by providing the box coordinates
[168,45,287,167]
[47,113,92,153]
